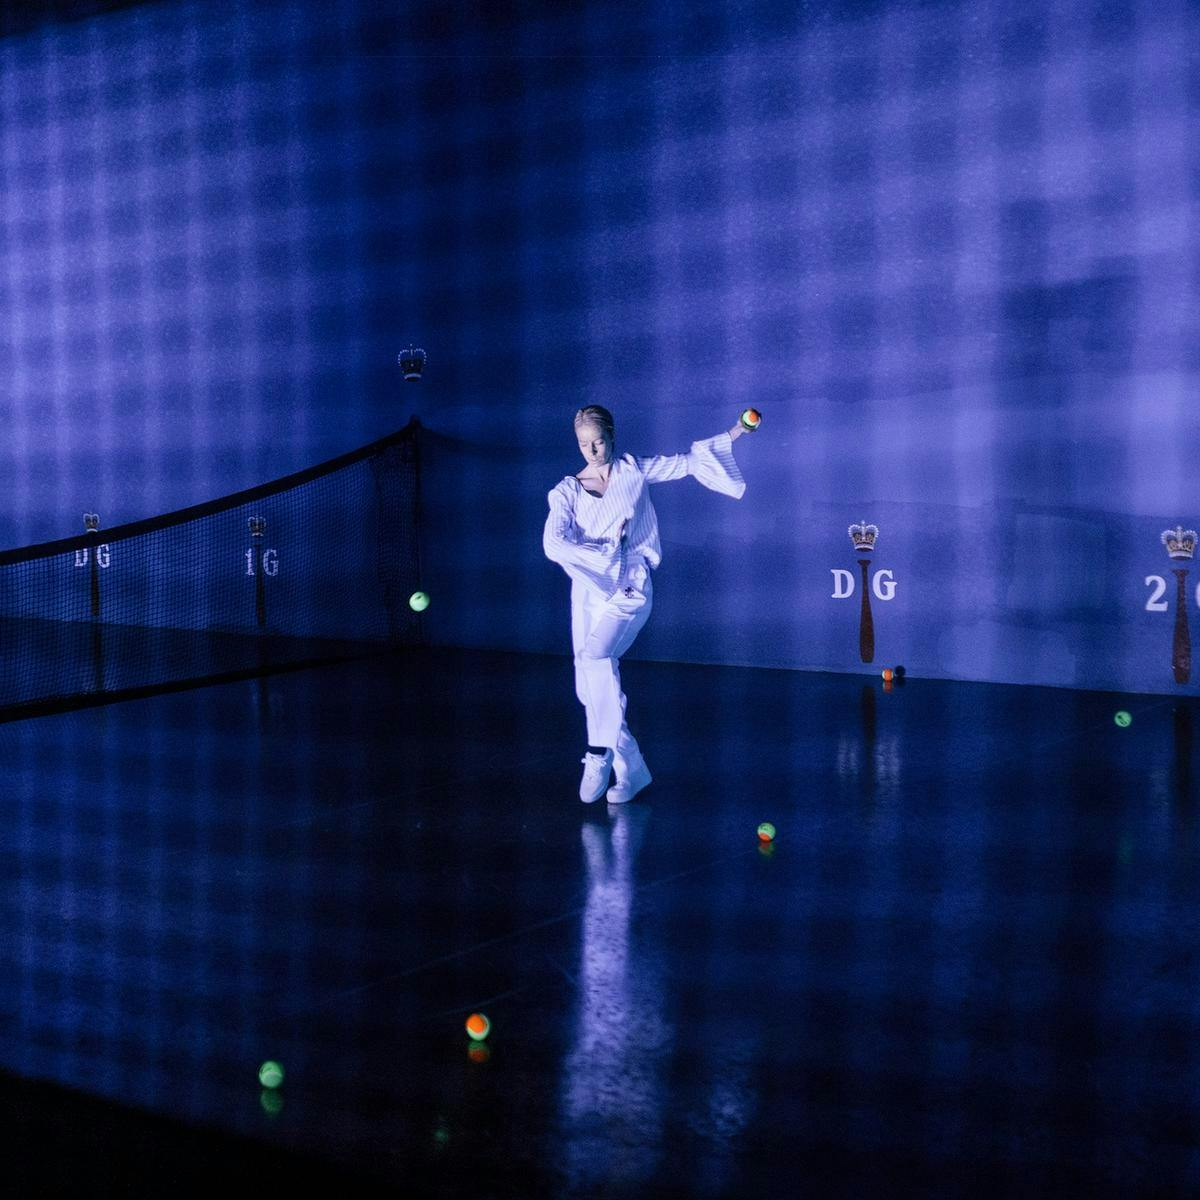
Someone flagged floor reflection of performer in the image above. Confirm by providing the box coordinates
[558,806,667,1192]
[557,808,760,1196]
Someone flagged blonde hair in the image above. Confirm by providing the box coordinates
[573,405,615,443]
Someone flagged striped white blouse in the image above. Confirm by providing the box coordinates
[543,430,746,601]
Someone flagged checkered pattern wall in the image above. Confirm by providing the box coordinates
[414,0,1200,696]
[0,0,1196,693]
[0,0,414,544]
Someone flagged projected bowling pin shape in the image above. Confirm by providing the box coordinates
[829,521,899,664]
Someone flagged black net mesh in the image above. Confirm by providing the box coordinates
[0,419,423,719]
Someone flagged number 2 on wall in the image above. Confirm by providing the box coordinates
[1144,575,1200,611]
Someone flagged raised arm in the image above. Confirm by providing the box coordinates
[634,427,747,497]
[632,447,690,484]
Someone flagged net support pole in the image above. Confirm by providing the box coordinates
[85,513,105,693]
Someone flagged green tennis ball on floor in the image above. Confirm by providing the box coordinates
[1114,710,1131,728]
[258,1060,284,1089]
[409,591,430,612]
[757,822,776,843]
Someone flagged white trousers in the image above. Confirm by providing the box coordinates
[570,558,653,770]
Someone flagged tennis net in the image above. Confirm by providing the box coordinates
[0,418,423,719]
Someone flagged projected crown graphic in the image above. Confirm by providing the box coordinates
[1149,523,1197,687]
[848,521,878,554]
[1161,526,1197,560]
[398,345,426,381]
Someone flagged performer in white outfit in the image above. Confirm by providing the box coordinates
[543,405,749,804]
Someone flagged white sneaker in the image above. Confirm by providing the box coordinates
[607,756,652,805]
[579,749,613,803]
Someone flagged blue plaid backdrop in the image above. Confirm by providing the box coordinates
[0,0,1195,694]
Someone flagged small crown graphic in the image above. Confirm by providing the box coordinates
[397,345,426,381]
[1162,526,1197,560]
[848,520,878,553]
[248,516,266,537]
[83,512,100,532]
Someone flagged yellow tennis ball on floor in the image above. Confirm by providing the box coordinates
[409,591,430,612]
[466,1012,491,1041]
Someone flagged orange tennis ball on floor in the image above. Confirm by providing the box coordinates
[882,668,893,682]
[465,1012,491,1041]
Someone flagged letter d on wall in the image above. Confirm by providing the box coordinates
[830,568,855,599]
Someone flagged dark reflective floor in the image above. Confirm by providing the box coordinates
[1,646,1196,1197]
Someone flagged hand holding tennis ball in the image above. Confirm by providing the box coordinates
[730,409,762,439]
